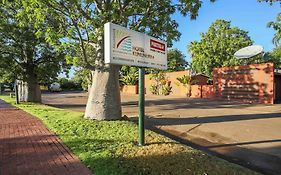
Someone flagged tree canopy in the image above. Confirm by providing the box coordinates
[17,0,215,119]
[19,0,216,70]
[188,19,253,77]
[167,49,188,72]
[0,1,68,101]
[264,47,281,68]
[258,0,281,46]
[0,0,217,119]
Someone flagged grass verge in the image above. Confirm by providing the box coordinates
[0,95,259,175]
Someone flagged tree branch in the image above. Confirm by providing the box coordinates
[75,3,92,21]
[72,19,95,70]
[93,0,102,13]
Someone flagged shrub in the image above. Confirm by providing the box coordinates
[57,78,82,91]
[120,66,139,85]
[149,72,172,95]
[176,75,190,87]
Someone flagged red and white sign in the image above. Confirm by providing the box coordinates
[104,22,167,70]
[150,39,165,52]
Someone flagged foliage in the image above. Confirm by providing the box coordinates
[0,95,258,175]
[258,0,281,46]
[0,1,68,86]
[161,83,173,96]
[264,47,281,68]
[0,69,15,85]
[16,0,219,117]
[57,77,82,91]
[19,0,218,70]
[149,84,159,95]
[149,71,172,95]
[176,75,191,87]
[189,19,253,77]
[120,66,138,85]
[176,75,191,96]
[267,13,281,46]
[72,68,92,91]
[167,49,188,71]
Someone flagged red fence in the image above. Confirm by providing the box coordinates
[213,63,274,104]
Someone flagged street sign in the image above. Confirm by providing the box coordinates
[104,22,168,146]
[104,22,167,70]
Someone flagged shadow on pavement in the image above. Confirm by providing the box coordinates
[147,112,281,125]
[207,139,281,148]
[122,98,262,109]
[145,123,281,175]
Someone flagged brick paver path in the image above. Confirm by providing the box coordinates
[0,100,92,175]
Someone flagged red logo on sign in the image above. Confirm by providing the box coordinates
[150,39,165,52]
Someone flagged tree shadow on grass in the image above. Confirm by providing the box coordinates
[64,138,257,175]
[47,103,86,110]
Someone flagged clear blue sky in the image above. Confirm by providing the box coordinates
[172,0,280,63]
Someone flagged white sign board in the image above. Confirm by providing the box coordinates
[104,22,167,70]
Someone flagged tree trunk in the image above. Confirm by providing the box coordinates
[84,64,122,120]
[18,67,41,103]
[25,74,41,103]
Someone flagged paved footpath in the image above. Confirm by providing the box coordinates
[0,100,92,175]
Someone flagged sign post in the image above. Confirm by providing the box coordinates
[104,22,167,146]
[138,67,145,146]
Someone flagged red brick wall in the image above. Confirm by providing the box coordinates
[190,85,215,98]
[145,70,191,96]
[213,63,274,104]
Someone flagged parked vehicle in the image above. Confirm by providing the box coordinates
[49,82,62,92]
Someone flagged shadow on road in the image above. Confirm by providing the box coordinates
[122,98,262,109]
[147,112,281,125]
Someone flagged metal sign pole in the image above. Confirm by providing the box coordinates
[138,67,145,146]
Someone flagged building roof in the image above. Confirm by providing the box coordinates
[191,74,209,78]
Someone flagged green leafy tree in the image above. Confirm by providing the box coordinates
[21,0,215,120]
[0,1,67,102]
[57,77,82,90]
[258,0,281,46]
[268,13,281,46]
[264,47,281,68]
[72,68,92,91]
[167,49,188,71]
[189,19,253,77]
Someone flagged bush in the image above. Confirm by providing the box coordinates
[57,78,82,91]
[149,72,172,95]
[120,66,139,85]
[176,75,190,87]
